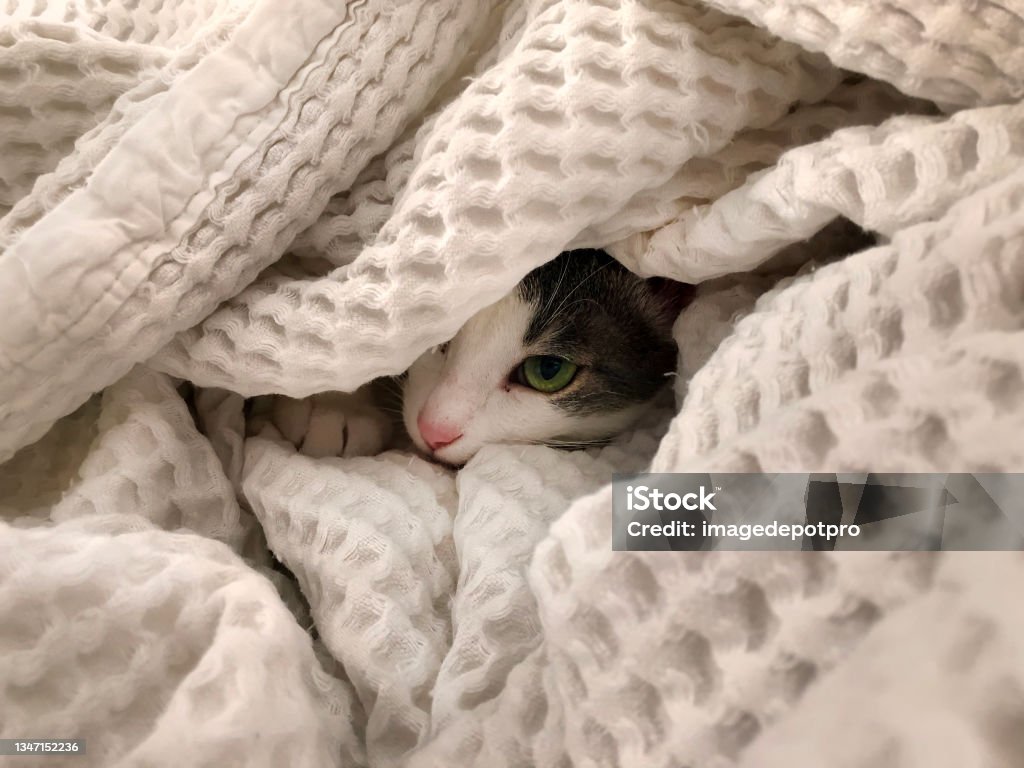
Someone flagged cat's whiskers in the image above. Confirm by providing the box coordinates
[377,376,405,395]
[540,259,615,328]
[536,254,572,324]
[556,296,604,318]
[519,436,613,448]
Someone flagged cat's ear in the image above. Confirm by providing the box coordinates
[647,277,695,326]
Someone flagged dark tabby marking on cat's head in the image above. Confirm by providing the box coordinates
[518,249,686,415]
[403,249,691,466]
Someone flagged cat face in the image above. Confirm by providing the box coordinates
[403,249,686,466]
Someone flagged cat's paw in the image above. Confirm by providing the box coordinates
[256,389,392,459]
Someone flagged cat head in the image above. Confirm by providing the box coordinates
[402,249,690,466]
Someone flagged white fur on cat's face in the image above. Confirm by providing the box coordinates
[403,292,643,466]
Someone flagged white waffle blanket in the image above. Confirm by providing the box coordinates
[2,0,1024,766]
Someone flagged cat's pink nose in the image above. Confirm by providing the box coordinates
[417,411,463,451]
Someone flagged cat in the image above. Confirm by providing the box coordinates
[256,249,689,466]
[402,248,689,466]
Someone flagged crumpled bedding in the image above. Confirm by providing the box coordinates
[2,0,1024,766]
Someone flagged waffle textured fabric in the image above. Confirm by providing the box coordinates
[2,0,1024,766]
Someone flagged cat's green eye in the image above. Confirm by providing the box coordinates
[520,355,578,393]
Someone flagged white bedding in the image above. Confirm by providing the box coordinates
[2,0,1024,765]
